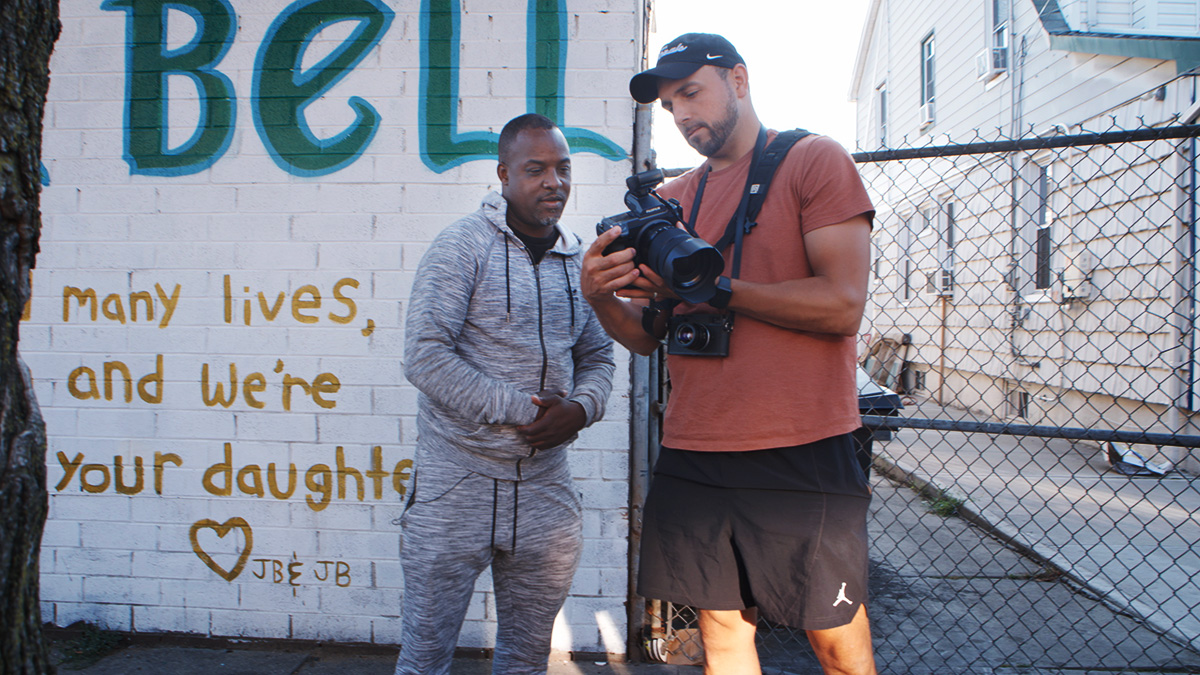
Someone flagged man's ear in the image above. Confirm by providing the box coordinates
[497,162,509,186]
[731,63,750,98]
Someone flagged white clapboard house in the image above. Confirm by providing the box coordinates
[850,0,1200,471]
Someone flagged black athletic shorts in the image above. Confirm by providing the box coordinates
[637,437,871,630]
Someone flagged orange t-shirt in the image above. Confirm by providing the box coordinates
[657,131,874,452]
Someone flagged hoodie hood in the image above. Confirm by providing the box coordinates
[480,191,583,258]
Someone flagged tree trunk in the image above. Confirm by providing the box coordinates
[1,1,60,674]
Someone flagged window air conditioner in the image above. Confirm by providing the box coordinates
[992,45,1008,71]
[1051,250,1096,305]
[925,269,953,296]
[976,46,1008,80]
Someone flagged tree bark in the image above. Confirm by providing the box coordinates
[1,1,60,674]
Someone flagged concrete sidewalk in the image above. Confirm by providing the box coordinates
[875,399,1200,652]
[856,397,1200,675]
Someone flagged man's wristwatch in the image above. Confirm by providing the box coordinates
[641,303,661,335]
[709,276,733,309]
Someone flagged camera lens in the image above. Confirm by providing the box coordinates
[672,255,702,287]
[641,224,724,303]
[673,322,710,350]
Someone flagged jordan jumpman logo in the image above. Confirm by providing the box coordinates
[833,582,853,607]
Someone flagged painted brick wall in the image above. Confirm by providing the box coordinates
[26,0,640,655]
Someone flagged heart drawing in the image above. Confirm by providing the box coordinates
[189,517,254,582]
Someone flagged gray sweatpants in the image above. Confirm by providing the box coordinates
[394,451,583,675]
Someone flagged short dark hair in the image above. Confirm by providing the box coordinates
[499,113,558,163]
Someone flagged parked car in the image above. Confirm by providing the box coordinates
[854,365,903,477]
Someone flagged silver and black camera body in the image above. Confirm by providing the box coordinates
[666,312,731,357]
[596,169,725,305]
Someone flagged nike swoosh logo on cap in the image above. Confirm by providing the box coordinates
[706,53,722,60]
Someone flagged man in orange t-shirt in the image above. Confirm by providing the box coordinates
[581,33,877,675]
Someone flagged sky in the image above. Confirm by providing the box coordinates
[646,0,873,170]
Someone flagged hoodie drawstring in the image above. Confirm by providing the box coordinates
[503,230,577,330]
[490,479,499,551]
[489,477,519,554]
[561,257,575,330]
[504,237,512,321]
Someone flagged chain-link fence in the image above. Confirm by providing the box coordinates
[636,118,1200,673]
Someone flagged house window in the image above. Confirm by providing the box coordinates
[991,0,1009,55]
[877,83,888,147]
[942,201,956,254]
[1035,165,1052,289]
[920,34,935,126]
[938,200,956,282]
[1009,389,1029,419]
[920,204,937,236]
[980,0,1010,79]
[1016,161,1054,294]
[899,213,915,302]
[1035,164,1049,226]
[921,201,956,297]
[909,204,933,243]
[1036,225,1052,289]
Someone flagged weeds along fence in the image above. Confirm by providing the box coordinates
[635,121,1200,673]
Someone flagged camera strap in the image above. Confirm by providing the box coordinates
[726,131,763,280]
[685,127,811,280]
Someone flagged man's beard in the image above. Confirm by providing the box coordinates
[535,192,567,228]
[689,93,739,157]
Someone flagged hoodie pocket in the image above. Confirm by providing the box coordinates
[459,423,533,460]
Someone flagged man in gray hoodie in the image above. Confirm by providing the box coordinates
[395,114,615,675]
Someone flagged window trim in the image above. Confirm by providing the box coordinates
[876,81,888,148]
[919,33,936,128]
[979,0,1010,81]
[1034,164,1052,290]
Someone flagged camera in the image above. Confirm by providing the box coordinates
[596,169,725,305]
[667,313,731,357]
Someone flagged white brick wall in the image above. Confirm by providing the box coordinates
[30,0,642,655]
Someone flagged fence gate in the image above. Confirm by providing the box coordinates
[632,120,1200,674]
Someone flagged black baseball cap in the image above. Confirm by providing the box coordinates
[629,33,745,104]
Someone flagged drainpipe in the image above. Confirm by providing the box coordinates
[627,0,656,656]
[1187,89,1198,415]
[939,294,948,405]
[1168,84,1200,468]
[1006,26,1022,360]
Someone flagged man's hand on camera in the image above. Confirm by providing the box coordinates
[581,227,675,303]
[621,264,673,302]
[517,390,586,451]
[580,227,673,356]
[581,227,640,304]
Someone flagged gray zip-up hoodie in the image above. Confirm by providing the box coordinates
[404,191,615,481]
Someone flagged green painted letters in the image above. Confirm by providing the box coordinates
[252,0,394,176]
[103,0,624,176]
[420,0,624,172]
[527,0,624,160]
[102,0,237,176]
